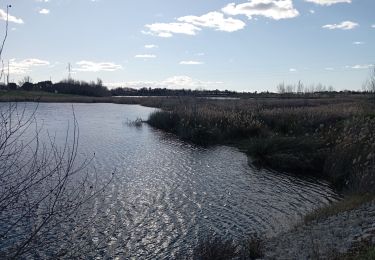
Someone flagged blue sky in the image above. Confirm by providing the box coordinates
[1,0,375,91]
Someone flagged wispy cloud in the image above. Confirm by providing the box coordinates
[144,10,245,37]
[179,61,204,65]
[289,68,297,72]
[144,44,158,49]
[134,54,157,59]
[322,21,358,30]
[9,58,50,74]
[39,9,50,15]
[305,0,351,5]
[106,76,223,89]
[353,41,364,45]
[177,12,245,32]
[144,1,299,38]
[143,23,201,37]
[325,67,334,71]
[74,61,123,72]
[372,24,375,28]
[0,9,24,24]
[346,64,374,70]
[222,0,299,20]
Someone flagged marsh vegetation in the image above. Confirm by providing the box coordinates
[147,95,375,195]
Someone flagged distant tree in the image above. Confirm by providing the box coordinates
[296,80,304,94]
[7,82,17,90]
[35,80,53,92]
[315,83,325,92]
[96,78,103,86]
[286,84,295,94]
[18,76,32,86]
[277,82,286,94]
[364,67,375,93]
[21,81,34,91]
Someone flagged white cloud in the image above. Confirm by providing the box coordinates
[143,11,246,37]
[0,9,24,24]
[106,76,223,89]
[289,68,297,72]
[222,0,299,20]
[134,54,156,59]
[143,22,201,37]
[74,61,123,72]
[162,76,222,88]
[372,24,375,28]
[325,67,334,71]
[309,9,315,14]
[36,0,50,2]
[322,21,358,30]
[9,58,50,74]
[305,0,351,5]
[353,41,364,45]
[347,64,374,70]
[177,11,245,32]
[179,61,204,65]
[144,44,158,49]
[39,9,50,15]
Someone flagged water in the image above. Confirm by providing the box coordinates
[1,103,338,258]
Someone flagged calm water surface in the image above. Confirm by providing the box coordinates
[20,103,338,258]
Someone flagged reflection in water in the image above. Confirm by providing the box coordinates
[16,103,338,258]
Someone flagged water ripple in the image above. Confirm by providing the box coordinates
[8,103,338,259]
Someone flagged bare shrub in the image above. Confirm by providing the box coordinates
[0,103,113,258]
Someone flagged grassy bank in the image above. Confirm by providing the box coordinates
[147,96,375,193]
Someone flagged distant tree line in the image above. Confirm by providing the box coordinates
[110,87,238,97]
[276,81,336,94]
[1,70,375,98]
[0,77,240,97]
[1,77,110,97]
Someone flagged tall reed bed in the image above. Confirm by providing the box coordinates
[147,97,375,193]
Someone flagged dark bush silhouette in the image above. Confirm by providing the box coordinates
[7,82,17,90]
[21,81,34,91]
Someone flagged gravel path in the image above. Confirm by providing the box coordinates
[264,200,375,259]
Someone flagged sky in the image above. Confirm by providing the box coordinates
[1,0,375,92]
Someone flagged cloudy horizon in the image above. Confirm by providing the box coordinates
[1,0,374,91]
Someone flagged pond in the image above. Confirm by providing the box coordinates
[1,103,338,259]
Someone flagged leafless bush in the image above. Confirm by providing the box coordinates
[363,67,375,99]
[0,103,113,258]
